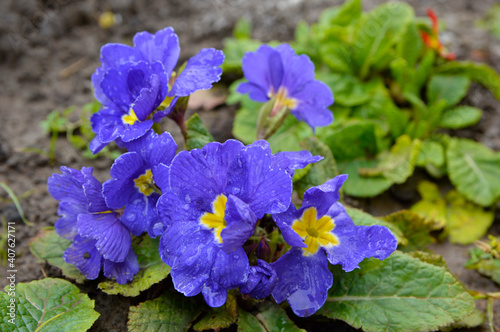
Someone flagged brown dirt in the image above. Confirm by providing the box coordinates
[1,0,500,331]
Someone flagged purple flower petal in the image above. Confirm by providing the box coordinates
[271,248,332,317]
[55,201,86,240]
[103,247,139,284]
[77,212,131,262]
[272,204,307,248]
[170,48,224,97]
[63,235,103,280]
[121,119,154,142]
[81,168,108,213]
[47,166,87,204]
[325,203,398,272]
[103,152,146,209]
[124,130,177,168]
[301,174,348,217]
[133,27,180,77]
[272,150,323,175]
[220,195,257,254]
[121,191,160,236]
[226,143,292,218]
[240,259,277,299]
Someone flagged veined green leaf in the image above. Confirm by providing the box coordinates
[338,159,392,197]
[0,278,99,332]
[435,61,500,100]
[185,113,215,150]
[427,74,470,107]
[238,301,305,332]
[447,138,500,206]
[319,251,482,332]
[416,139,445,167]
[439,106,482,129]
[128,292,201,332]
[29,229,85,283]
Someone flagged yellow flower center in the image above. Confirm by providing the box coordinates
[122,108,139,125]
[199,194,227,243]
[268,86,298,117]
[133,169,155,196]
[291,207,339,255]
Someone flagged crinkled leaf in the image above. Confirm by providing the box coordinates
[427,74,470,107]
[352,3,413,79]
[411,181,494,244]
[294,137,338,198]
[0,278,99,332]
[397,22,423,67]
[318,0,361,27]
[382,210,437,252]
[439,106,482,129]
[193,294,238,331]
[435,61,500,100]
[29,229,85,283]
[185,113,215,151]
[320,120,379,162]
[447,138,500,206]
[466,247,500,285]
[351,88,408,138]
[98,236,171,297]
[319,251,481,332]
[316,72,379,107]
[127,292,201,332]
[319,41,354,74]
[345,207,404,245]
[338,159,392,197]
[237,308,265,332]
[410,181,447,229]
[416,139,445,167]
[251,301,305,332]
[359,135,422,184]
[445,190,494,244]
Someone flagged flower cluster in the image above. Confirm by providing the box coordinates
[90,27,224,153]
[48,27,398,317]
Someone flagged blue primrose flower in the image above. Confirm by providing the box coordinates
[271,175,398,317]
[90,27,224,153]
[237,44,334,131]
[48,167,139,284]
[103,130,177,238]
[154,139,322,307]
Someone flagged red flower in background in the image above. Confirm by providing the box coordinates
[421,9,456,61]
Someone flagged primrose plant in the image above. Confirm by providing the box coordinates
[45,27,396,318]
[28,22,483,332]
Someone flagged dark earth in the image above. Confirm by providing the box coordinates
[1,0,500,331]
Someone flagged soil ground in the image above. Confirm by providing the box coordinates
[1,0,500,331]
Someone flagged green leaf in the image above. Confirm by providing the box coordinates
[320,120,379,162]
[397,22,423,67]
[128,292,201,332]
[318,0,361,27]
[352,3,414,78]
[435,61,500,100]
[411,181,494,244]
[98,236,171,296]
[466,245,500,285]
[316,72,380,107]
[193,294,238,331]
[345,207,405,245]
[233,19,252,39]
[382,210,436,252]
[427,74,470,107]
[416,139,445,167]
[359,135,422,184]
[319,41,354,74]
[338,159,392,197]
[185,113,215,150]
[447,138,500,206]
[29,229,85,283]
[239,303,308,332]
[445,190,495,244]
[294,137,338,198]
[319,251,481,332]
[0,278,99,332]
[439,105,482,129]
[410,181,447,229]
